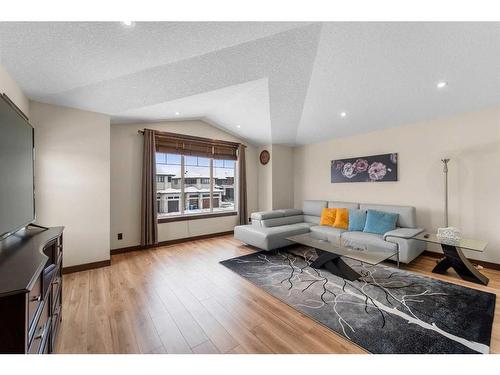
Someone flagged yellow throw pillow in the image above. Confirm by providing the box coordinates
[333,208,349,229]
[319,208,337,226]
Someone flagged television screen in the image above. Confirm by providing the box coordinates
[0,96,35,239]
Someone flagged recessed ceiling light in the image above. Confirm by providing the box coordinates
[340,112,347,118]
[121,21,135,27]
[175,111,180,116]
[437,81,447,89]
[236,125,241,128]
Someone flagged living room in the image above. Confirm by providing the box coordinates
[0,1,499,373]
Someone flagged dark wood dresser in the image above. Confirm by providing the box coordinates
[0,226,64,354]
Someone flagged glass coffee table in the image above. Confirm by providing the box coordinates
[413,232,489,285]
[286,232,398,281]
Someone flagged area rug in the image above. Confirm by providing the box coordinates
[220,248,496,354]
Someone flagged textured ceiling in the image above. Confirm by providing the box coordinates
[1,22,499,145]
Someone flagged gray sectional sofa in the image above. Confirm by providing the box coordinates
[234,200,426,264]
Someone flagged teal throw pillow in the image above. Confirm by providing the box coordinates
[363,209,398,235]
[348,209,367,231]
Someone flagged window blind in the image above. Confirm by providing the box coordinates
[153,130,239,160]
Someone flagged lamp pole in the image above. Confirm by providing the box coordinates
[441,158,450,227]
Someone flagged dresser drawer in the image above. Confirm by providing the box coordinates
[51,273,62,311]
[29,318,51,354]
[40,333,51,354]
[55,240,63,265]
[50,302,62,353]
[28,300,49,353]
[28,275,43,329]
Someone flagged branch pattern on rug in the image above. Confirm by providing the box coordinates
[220,248,496,354]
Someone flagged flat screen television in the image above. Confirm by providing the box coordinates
[0,94,35,240]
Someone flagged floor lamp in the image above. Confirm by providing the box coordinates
[441,158,450,227]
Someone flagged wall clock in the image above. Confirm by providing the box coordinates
[259,150,270,165]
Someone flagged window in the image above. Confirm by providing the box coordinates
[184,178,198,185]
[184,156,210,214]
[213,159,235,212]
[156,153,181,217]
[156,152,237,219]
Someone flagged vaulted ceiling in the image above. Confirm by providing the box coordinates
[1,22,499,145]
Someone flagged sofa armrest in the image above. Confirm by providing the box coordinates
[383,227,424,240]
[251,208,302,221]
[251,211,283,221]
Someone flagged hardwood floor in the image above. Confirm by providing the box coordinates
[55,235,500,354]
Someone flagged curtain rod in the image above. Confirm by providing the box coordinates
[137,129,247,148]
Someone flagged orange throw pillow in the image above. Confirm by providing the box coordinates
[319,208,337,226]
[333,208,349,229]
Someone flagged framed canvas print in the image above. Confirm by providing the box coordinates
[331,153,398,183]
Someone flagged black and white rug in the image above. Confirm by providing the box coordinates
[220,247,496,354]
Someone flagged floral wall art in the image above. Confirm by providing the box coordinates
[331,153,398,183]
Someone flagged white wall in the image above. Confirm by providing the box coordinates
[110,120,259,250]
[257,145,273,211]
[293,107,500,263]
[257,144,294,211]
[0,63,29,117]
[30,101,111,267]
[271,144,294,209]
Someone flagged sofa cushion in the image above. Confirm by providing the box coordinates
[251,211,284,220]
[348,208,367,231]
[333,208,349,230]
[262,222,312,238]
[363,209,398,235]
[251,208,303,221]
[302,200,327,217]
[234,223,312,251]
[359,203,417,228]
[261,215,304,227]
[319,208,337,226]
[341,231,397,252]
[310,225,345,243]
[278,208,303,216]
[327,201,359,210]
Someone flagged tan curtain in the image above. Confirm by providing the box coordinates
[141,129,158,246]
[238,144,248,225]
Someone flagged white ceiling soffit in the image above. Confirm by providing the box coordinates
[0,22,321,145]
[1,22,499,146]
[112,78,272,145]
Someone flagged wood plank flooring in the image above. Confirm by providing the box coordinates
[55,235,500,354]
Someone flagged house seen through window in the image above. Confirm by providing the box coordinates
[156,153,236,218]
